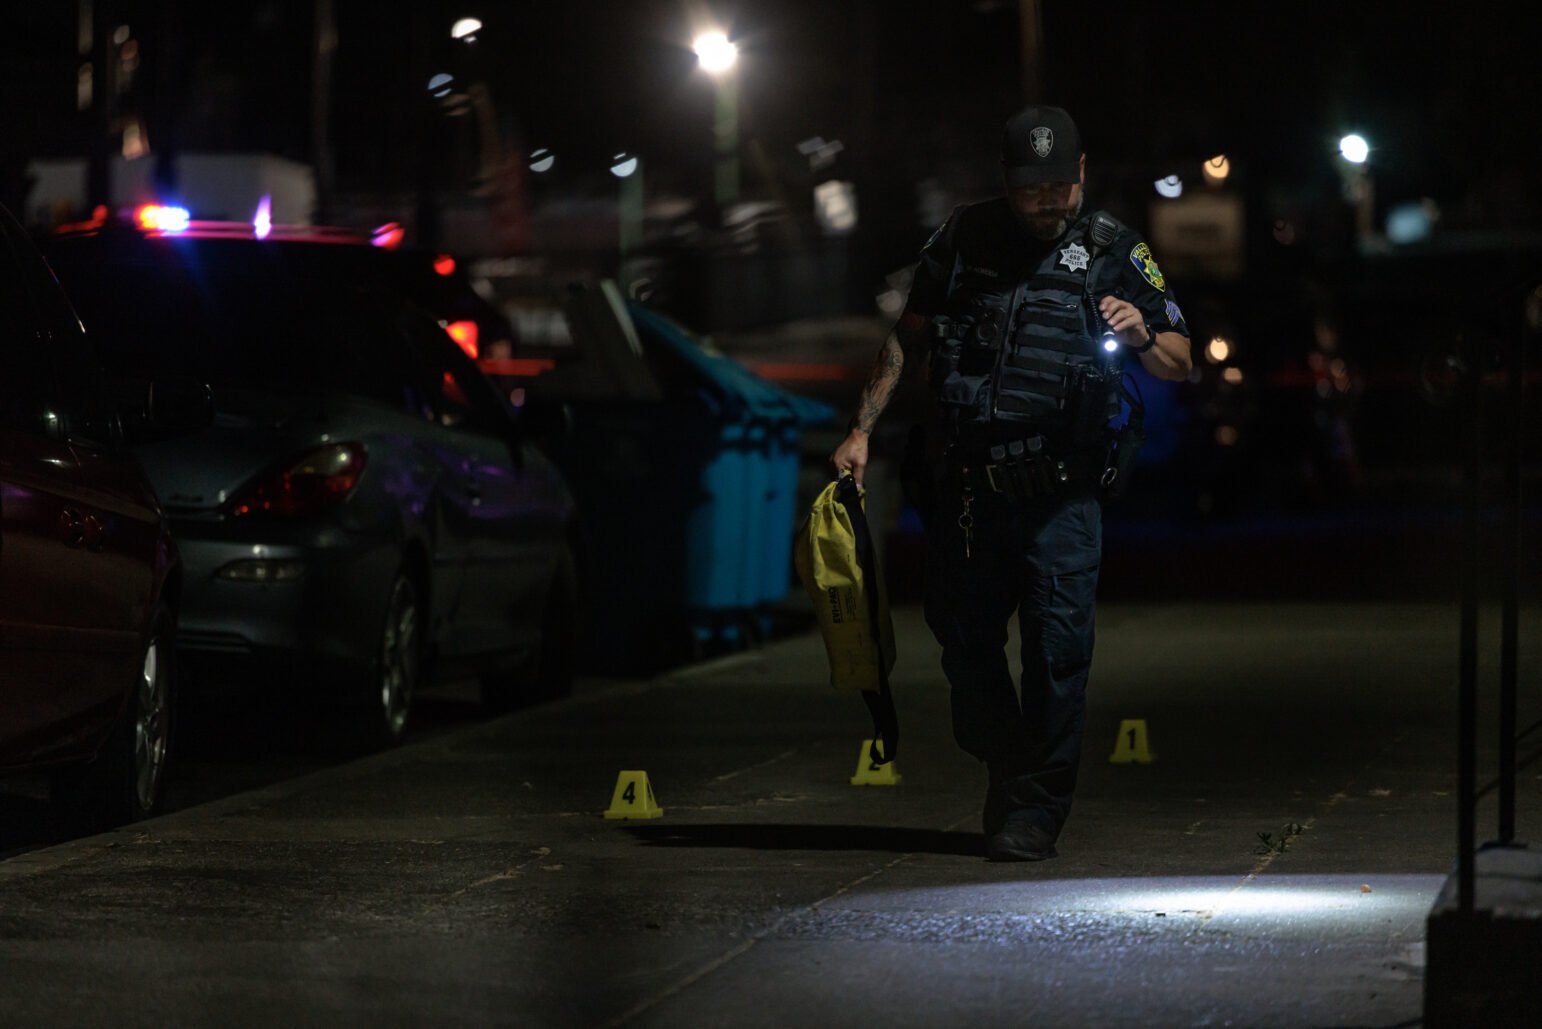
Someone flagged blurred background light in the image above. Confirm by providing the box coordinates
[1202,155,1230,185]
[136,204,189,233]
[693,31,738,73]
[1339,134,1369,163]
[427,72,454,98]
[610,152,639,178]
[252,195,271,240]
[813,179,857,233]
[1206,336,1232,363]
[450,17,482,41]
[371,222,405,249]
[1154,175,1183,199]
[529,147,555,173]
[1386,199,1439,244]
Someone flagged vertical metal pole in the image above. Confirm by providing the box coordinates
[311,0,337,224]
[1018,0,1045,104]
[1457,338,1480,912]
[619,162,643,260]
[1499,296,1526,843]
[713,74,739,212]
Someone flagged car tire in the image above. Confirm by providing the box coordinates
[52,609,175,829]
[346,567,421,750]
[480,548,577,714]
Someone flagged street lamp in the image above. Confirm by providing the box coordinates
[693,30,739,212]
[450,17,482,42]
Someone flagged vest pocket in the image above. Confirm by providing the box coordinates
[993,350,1070,422]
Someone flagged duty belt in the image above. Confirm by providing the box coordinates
[949,437,1105,503]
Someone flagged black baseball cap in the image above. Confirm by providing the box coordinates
[1002,105,1082,186]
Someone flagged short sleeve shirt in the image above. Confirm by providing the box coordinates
[1106,228,1190,339]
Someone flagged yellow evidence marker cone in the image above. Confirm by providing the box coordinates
[850,739,903,786]
[603,770,664,819]
[1108,719,1155,764]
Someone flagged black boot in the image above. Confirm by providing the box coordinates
[987,818,1058,862]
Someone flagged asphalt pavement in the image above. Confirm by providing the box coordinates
[1,600,1538,1027]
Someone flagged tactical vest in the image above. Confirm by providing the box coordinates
[928,207,1126,453]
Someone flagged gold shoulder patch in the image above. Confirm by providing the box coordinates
[1129,242,1166,292]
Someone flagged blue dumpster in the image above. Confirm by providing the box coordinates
[626,304,833,645]
[534,290,834,671]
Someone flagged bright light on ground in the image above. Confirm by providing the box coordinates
[819,875,1440,933]
[1340,134,1369,163]
[693,31,738,73]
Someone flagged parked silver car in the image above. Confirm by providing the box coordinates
[44,223,577,746]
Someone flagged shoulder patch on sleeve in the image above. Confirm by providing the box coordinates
[1129,242,1166,293]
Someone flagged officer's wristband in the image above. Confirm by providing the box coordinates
[1130,322,1157,354]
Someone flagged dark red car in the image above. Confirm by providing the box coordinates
[0,203,190,825]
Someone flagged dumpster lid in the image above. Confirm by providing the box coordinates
[626,301,835,426]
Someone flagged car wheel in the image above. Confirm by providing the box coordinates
[480,549,577,714]
[357,569,420,748]
[53,610,174,829]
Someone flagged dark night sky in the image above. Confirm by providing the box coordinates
[4,2,1540,230]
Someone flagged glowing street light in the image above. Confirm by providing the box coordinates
[450,17,482,42]
[1339,134,1369,164]
[1154,174,1183,199]
[1202,154,1230,185]
[692,31,738,74]
[609,152,639,178]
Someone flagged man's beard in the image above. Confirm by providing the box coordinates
[1015,193,1084,240]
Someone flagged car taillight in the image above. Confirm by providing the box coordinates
[226,443,366,518]
[445,319,478,359]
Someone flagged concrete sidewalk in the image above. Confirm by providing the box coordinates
[1,602,1538,1026]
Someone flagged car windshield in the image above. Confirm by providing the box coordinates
[46,236,402,393]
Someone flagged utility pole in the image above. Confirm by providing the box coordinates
[1019,0,1045,104]
[82,0,112,211]
[311,0,337,224]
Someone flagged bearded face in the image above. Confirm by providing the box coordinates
[1008,181,1084,240]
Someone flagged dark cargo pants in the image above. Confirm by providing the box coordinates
[924,487,1101,840]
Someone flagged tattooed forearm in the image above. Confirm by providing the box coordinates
[851,333,904,434]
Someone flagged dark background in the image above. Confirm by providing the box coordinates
[2,1,1539,586]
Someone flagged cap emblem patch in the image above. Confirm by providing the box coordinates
[1030,126,1054,158]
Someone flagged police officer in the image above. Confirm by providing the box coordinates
[830,105,1192,861]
